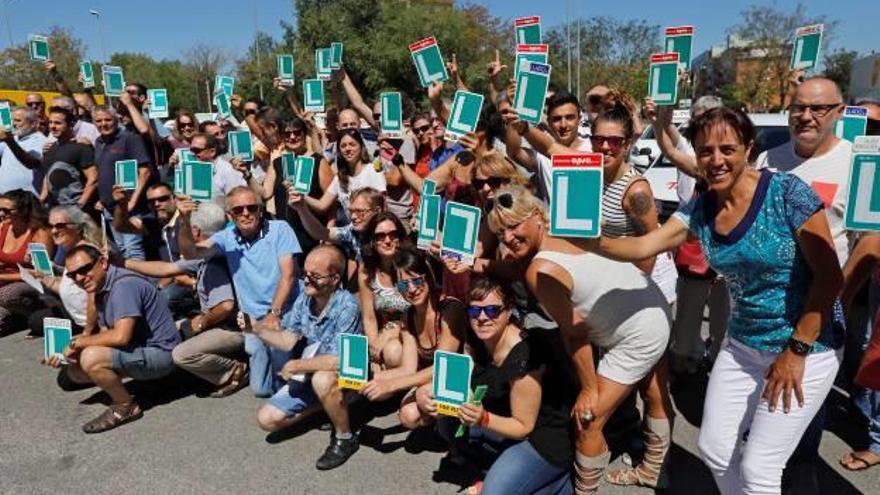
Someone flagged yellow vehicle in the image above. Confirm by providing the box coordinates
[0,89,105,106]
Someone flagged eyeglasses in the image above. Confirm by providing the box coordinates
[49,222,74,230]
[587,94,603,106]
[148,194,172,204]
[189,147,205,154]
[467,304,505,320]
[374,230,400,242]
[485,192,513,212]
[284,128,305,137]
[349,207,377,217]
[304,271,336,285]
[0,207,16,215]
[413,125,431,135]
[789,103,842,118]
[178,121,195,129]
[26,101,44,108]
[396,276,426,294]
[472,176,510,190]
[590,135,627,152]
[66,259,97,279]
[125,88,140,95]
[229,204,260,216]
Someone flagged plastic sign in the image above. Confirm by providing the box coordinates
[80,61,95,89]
[0,102,12,132]
[302,79,325,113]
[215,75,235,98]
[43,318,72,363]
[102,66,125,97]
[836,106,868,143]
[281,153,297,181]
[445,90,484,141]
[174,167,184,195]
[440,201,481,265]
[293,155,315,194]
[214,91,231,119]
[664,25,694,71]
[277,54,295,86]
[514,43,549,80]
[330,42,344,70]
[514,16,542,45]
[550,153,604,238]
[790,24,823,71]
[115,159,138,191]
[337,333,368,390]
[422,179,437,197]
[432,350,473,416]
[417,193,441,249]
[183,161,213,201]
[147,89,169,119]
[409,36,449,88]
[316,48,333,81]
[513,61,551,125]
[28,243,54,277]
[845,136,880,231]
[380,92,403,137]
[28,34,50,61]
[227,130,254,162]
[648,53,680,106]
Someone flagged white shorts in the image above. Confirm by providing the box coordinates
[596,310,670,385]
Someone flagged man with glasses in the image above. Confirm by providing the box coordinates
[199,121,230,157]
[41,106,97,208]
[178,186,301,397]
[47,244,180,433]
[0,105,49,196]
[253,244,363,470]
[25,93,48,135]
[189,132,246,203]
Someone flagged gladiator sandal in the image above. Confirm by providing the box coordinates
[606,415,672,488]
[574,450,610,495]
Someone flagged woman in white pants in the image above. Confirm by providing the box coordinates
[592,107,844,494]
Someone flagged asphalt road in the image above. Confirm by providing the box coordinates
[1,331,877,495]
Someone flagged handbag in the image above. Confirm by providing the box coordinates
[674,238,712,277]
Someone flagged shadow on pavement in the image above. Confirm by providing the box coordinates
[78,369,206,411]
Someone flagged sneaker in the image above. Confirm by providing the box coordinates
[316,433,359,470]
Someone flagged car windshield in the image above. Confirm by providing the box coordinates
[650,125,790,168]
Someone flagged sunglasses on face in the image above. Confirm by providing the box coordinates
[374,230,400,243]
[189,146,206,154]
[467,304,505,320]
[590,135,627,152]
[789,103,842,118]
[0,207,16,215]
[230,204,260,216]
[396,276,426,294]
[284,128,305,137]
[179,121,195,129]
[304,271,336,285]
[587,94,603,106]
[27,101,44,108]
[484,192,513,212]
[49,222,74,230]
[66,259,97,279]
[413,125,431,135]
[349,207,376,217]
[148,194,172,205]
[472,176,510,190]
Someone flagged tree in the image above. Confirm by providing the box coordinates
[0,26,85,92]
[108,52,200,112]
[183,44,229,112]
[726,2,837,110]
[823,49,858,99]
[235,31,282,106]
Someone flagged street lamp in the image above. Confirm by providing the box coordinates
[90,9,107,64]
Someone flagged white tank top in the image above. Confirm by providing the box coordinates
[533,250,670,348]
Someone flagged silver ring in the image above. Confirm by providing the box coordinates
[581,411,594,422]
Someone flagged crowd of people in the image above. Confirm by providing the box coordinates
[2,44,880,495]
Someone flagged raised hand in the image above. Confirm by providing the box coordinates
[487,49,507,79]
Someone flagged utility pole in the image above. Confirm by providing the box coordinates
[2,0,15,48]
[89,9,107,63]
[565,0,571,92]
[576,14,581,98]
[253,0,264,100]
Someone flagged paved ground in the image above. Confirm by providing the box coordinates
[1,331,878,495]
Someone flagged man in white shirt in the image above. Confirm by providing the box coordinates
[189,133,246,204]
[0,105,48,195]
[756,77,851,267]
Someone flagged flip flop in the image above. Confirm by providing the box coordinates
[840,451,880,471]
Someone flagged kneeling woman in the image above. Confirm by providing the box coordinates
[485,185,673,494]
[594,107,843,494]
[456,276,576,495]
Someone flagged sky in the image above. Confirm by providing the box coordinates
[2,0,877,64]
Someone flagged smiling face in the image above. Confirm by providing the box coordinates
[65,250,107,294]
[226,189,262,237]
[48,112,72,139]
[789,79,844,155]
[349,194,378,232]
[694,122,752,195]
[283,124,306,152]
[548,102,580,146]
[412,117,432,146]
[373,219,400,259]
[190,135,216,162]
[0,197,19,224]
[49,211,80,248]
[497,211,543,260]
[468,288,512,342]
[93,109,117,137]
[147,185,176,224]
[397,268,429,306]
[590,120,629,173]
[338,133,362,165]
[177,115,196,140]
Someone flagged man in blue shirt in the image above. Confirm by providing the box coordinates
[252,245,363,470]
[0,105,48,195]
[46,244,180,434]
[178,186,300,396]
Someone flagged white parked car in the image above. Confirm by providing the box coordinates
[642,113,791,220]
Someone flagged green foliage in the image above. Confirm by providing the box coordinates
[0,26,85,92]
[109,53,200,113]
[823,49,859,99]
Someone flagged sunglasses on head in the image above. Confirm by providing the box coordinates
[396,276,426,294]
[66,259,97,279]
[472,176,510,190]
[230,204,260,216]
[467,304,505,320]
[590,135,627,151]
[484,192,513,212]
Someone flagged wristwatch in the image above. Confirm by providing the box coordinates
[786,337,813,357]
[268,307,282,318]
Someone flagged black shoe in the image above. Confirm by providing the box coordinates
[316,433,359,470]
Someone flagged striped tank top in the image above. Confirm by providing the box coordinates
[602,167,642,238]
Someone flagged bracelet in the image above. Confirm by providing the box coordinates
[480,410,490,428]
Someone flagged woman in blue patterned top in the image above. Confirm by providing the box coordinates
[592,107,843,495]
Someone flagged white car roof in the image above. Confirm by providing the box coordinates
[747,113,789,126]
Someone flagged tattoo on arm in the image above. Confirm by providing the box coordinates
[627,191,654,235]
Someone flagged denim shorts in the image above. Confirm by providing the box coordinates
[267,378,318,417]
[110,346,176,381]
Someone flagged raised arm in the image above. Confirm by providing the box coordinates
[428,82,450,123]
[486,49,507,105]
[45,60,74,97]
[339,67,378,130]
[0,130,42,169]
[176,198,219,260]
[644,98,700,178]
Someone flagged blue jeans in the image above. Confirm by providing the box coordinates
[244,333,293,397]
[105,211,145,260]
[482,440,572,495]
